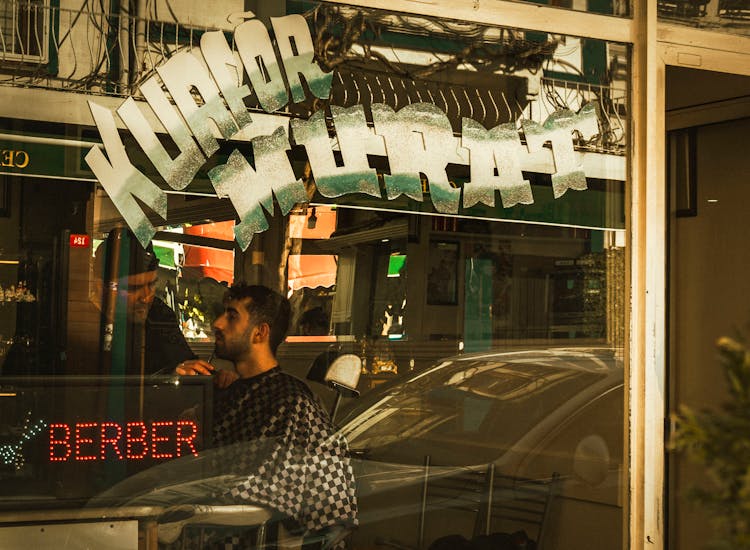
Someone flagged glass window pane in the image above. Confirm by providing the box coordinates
[0,4,629,550]
[658,1,750,38]
[509,0,629,17]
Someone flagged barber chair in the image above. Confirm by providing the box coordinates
[307,350,362,422]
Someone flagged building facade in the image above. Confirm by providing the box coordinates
[0,1,748,548]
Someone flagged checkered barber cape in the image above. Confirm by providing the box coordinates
[208,367,358,544]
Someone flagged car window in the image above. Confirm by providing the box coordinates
[521,385,624,482]
[341,358,609,466]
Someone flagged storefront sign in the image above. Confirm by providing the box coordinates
[85,14,611,250]
[1,149,29,169]
[48,420,200,462]
[0,137,98,181]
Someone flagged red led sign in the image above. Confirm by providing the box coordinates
[48,420,199,462]
[69,234,91,248]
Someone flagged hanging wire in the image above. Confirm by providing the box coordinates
[500,91,513,123]
[0,0,626,154]
[487,88,500,125]
[475,88,486,125]
[336,70,349,106]
[462,87,474,120]
[425,86,436,109]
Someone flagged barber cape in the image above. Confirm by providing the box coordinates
[210,367,358,538]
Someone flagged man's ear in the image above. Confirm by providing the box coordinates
[252,323,271,344]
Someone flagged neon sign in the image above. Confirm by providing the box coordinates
[48,420,199,463]
[85,13,610,251]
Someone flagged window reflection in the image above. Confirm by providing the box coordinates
[281,205,625,379]
[512,0,629,17]
[658,0,750,37]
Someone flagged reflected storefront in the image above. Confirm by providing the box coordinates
[0,0,745,549]
[658,0,750,37]
[1,4,629,548]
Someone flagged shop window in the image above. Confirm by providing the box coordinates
[669,127,698,218]
[513,0,629,16]
[152,222,235,343]
[287,253,338,341]
[657,0,750,36]
[0,0,49,63]
[0,6,630,550]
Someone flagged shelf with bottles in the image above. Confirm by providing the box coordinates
[0,282,36,305]
[0,252,39,307]
[0,335,31,359]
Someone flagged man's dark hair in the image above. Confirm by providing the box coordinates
[226,283,290,354]
[94,228,159,278]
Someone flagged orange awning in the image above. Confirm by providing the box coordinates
[287,254,338,292]
[182,221,235,284]
[288,205,336,240]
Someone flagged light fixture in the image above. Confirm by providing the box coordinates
[307,206,317,229]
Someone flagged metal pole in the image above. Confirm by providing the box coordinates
[418,455,430,549]
[484,463,495,536]
[118,0,130,92]
[330,392,342,423]
[134,0,147,91]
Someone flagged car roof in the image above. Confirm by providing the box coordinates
[407,346,623,382]
[337,346,623,424]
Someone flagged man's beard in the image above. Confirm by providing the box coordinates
[214,328,251,361]
[129,304,149,324]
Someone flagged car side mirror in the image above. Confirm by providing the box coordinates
[573,434,610,486]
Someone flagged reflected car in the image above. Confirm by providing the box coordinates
[0,347,623,550]
[335,346,624,550]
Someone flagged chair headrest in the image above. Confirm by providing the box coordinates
[307,350,361,397]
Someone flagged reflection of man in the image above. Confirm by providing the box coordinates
[299,306,329,336]
[177,284,358,546]
[87,230,200,376]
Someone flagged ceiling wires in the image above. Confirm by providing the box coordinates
[0,0,625,151]
[307,4,558,80]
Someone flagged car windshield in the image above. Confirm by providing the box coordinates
[338,350,617,466]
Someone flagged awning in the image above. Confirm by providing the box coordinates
[181,222,235,284]
[287,255,338,292]
[288,205,337,239]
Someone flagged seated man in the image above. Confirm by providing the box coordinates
[177,284,358,548]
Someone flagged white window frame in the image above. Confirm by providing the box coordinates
[0,0,50,64]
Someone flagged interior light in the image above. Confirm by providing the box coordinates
[707,199,719,203]
[307,207,317,229]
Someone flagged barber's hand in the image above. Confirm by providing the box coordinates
[175,359,214,376]
[175,359,239,389]
[214,369,239,389]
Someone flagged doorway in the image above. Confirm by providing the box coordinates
[667,66,750,550]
